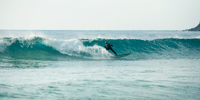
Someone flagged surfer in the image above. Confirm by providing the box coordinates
[105,41,117,55]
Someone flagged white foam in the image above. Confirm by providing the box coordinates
[194,36,200,39]
[79,45,112,58]
[44,38,111,58]
[0,39,11,52]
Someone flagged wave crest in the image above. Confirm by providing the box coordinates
[0,37,111,60]
[0,37,200,60]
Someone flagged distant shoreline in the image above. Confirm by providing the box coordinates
[186,22,200,31]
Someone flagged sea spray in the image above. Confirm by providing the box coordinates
[44,38,111,58]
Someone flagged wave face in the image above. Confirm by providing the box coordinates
[0,37,200,60]
[0,37,110,60]
[82,38,200,59]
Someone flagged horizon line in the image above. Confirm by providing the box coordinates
[0,29,184,31]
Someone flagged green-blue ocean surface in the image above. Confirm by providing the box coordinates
[0,30,200,100]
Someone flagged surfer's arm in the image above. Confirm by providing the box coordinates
[111,44,114,48]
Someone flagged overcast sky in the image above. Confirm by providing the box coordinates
[0,0,200,30]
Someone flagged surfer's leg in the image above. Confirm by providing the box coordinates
[110,48,117,55]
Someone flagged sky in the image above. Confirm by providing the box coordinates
[0,0,200,30]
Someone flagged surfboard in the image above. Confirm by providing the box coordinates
[111,52,132,58]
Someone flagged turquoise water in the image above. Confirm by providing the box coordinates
[0,30,200,99]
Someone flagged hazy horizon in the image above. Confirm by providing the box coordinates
[1,0,200,30]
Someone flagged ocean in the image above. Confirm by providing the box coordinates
[0,30,200,100]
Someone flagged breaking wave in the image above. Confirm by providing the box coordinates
[0,37,200,60]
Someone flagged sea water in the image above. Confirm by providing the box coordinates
[0,30,200,100]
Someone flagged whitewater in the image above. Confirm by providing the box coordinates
[0,30,200,100]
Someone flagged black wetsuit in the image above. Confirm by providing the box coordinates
[105,43,117,55]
